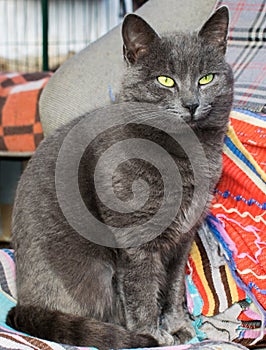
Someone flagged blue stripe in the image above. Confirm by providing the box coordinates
[2,249,14,261]
[224,135,263,181]
[233,108,266,121]
[0,292,16,324]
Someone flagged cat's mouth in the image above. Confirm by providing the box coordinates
[166,109,201,127]
[182,109,212,127]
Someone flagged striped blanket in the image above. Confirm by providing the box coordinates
[187,109,266,348]
[193,3,266,311]
[0,251,249,350]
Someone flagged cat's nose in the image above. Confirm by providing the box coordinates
[183,102,199,117]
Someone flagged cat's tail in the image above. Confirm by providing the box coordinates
[7,305,158,350]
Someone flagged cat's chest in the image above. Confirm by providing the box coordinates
[112,156,195,196]
[120,225,188,275]
[96,154,196,233]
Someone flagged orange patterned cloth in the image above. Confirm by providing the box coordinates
[187,108,266,347]
[213,110,266,306]
[0,72,52,153]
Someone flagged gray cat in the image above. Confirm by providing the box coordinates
[7,7,233,350]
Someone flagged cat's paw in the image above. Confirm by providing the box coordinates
[172,325,196,345]
[140,328,175,346]
[153,329,175,346]
[161,314,195,344]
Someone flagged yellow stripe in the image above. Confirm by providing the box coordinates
[190,241,215,316]
[226,124,266,183]
[225,263,239,303]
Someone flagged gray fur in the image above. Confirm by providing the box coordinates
[7,7,233,349]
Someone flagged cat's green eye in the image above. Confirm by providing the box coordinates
[199,74,214,86]
[157,76,175,88]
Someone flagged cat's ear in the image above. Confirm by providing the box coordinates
[198,6,229,54]
[122,14,159,64]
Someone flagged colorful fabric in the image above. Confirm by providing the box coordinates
[187,222,246,318]
[187,109,266,348]
[0,1,265,348]
[213,109,266,310]
[0,249,95,350]
[219,0,266,113]
[0,72,52,154]
[0,250,249,350]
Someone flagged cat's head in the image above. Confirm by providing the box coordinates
[120,7,233,127]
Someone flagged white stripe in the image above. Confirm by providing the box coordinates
[0,335,34,350]
[0,288,16,304]
[10,78,47,94]
[4,73,19,79]
[237,268,266,279]
[212,204,266,224]
[0,253,16,298]
[230,110,266,127]
[0,332,66,350]
[223,144,266,194]
[234,95,266,104]
[234,87,266,97]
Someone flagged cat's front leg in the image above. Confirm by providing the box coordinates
[161,241,196,344]
[161,281,195,345]
[121,249,175,346]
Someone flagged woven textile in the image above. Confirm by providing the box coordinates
[0,72,52,153]
[213,109,266,309]
[219,0,266,112]
[187,223,246,318]
[0,249,249,350]
[187,109,266,347]
[0,249,94,350]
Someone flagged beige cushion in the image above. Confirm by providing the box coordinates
[39,0,216,136]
